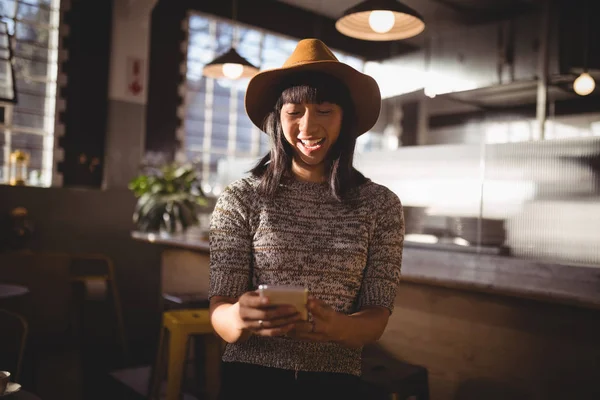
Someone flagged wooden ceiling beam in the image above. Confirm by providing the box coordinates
[428,0,538,25]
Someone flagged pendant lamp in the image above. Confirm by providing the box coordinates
[573,0,595,96]
[202,0,259,80]
[335,0,425,41]
[203,47,259,80]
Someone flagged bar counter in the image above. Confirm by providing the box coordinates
[132,231,600,311]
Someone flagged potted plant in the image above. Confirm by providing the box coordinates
[128,163,208,234]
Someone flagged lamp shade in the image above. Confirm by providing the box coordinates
[335,0,425,41]
[202,47,259,80]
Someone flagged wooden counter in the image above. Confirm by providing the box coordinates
[131,231,210,253]
[132,231,600,310]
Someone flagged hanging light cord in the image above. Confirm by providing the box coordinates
[231,0,238,49]
[582,0,589,72]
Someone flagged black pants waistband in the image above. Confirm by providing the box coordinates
[218,361,365,400]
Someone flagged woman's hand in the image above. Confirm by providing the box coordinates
[287,297,346,343]
[238,291,303,337]
[288,298,390,349]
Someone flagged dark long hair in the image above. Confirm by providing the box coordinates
[250,71,367,201]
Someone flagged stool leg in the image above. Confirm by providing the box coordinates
[166,332,188,400]
[109,279,130,363]
[148,327,166,400]
[204,335,222,400]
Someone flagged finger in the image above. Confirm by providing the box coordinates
[291,321,314,334]
[307,298,330,318]
[249,312,303,331]
[241,305,299,322]
[256,323,296,337]
[239,291,270,309]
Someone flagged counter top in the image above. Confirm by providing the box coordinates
[401,247,600,310]
[131,231,210,252]
[132,230,600,310]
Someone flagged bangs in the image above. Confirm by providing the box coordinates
[278,72,349,107]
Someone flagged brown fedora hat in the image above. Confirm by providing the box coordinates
[245,38,381,136]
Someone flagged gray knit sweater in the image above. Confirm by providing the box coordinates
[209,176,404,376]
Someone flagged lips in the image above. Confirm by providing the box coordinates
[299,138,324,146]
[298,138,325,153]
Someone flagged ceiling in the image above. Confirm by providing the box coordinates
[277,0,539,47]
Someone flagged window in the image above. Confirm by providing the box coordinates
[184,13,365,196]
[0,0,61,187]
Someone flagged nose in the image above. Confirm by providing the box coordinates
[299,108,318,134]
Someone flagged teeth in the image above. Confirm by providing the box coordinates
[301,139,323,146]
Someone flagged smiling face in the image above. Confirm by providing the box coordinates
[274,75,351,182]
[280,102,343,171]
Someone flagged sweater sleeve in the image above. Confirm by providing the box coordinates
[357,189,405,313]
[209,182,253,299]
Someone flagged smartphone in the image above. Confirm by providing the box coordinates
[258,284,309,320]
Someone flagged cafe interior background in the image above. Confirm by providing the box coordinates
[0,0,599,399]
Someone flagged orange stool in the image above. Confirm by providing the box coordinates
[149,309,221,400]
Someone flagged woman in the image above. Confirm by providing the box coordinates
[209,38,405,400]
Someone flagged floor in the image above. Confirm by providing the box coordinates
[16,294,209,400]
[13,294,156,400]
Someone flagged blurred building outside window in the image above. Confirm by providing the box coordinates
[0,0,61,187]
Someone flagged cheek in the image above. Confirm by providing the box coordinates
[280,120,296,143]
[329,117,343,140]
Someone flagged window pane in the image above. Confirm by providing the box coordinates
[186,91,205,121]
[15,92,49,110]
[188,30,212,52]
[0,1,17,18]
[5,131,44,170]
[15,77,50,94]
[15,41,56,63]
[13,110,51,130]
[15,22,51,46]
[259,132,270,155]
[14,56,49,78]
[0,63,14,99]
[215,22,232,54]
[0,0,60,186]
[23,0,54,7]
[189,14,209,32]
[236,122,253,154]
[17,2,51,25]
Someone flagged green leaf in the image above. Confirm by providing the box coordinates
[129,162,208,232]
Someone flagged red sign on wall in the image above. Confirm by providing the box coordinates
[126,56,144,97]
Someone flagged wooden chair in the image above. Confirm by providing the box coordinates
[68,253,129,363]
[0,309,28,382]
[0,252,73,395]
[0,252,72,339]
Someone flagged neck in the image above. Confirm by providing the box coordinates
[291,160,326,183]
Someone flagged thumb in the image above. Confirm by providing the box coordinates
[307,298,329,318]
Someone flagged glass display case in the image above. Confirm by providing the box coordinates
[355,136,600,266]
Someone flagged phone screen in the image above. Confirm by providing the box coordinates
[258,285,308,320]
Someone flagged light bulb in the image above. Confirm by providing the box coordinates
[222,63,244,79]
[368,10,395,34]
[424,86,436,98]
[573,72,596,96]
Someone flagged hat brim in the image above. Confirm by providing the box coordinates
[245,60,381,137]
